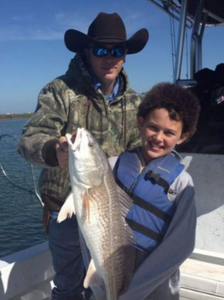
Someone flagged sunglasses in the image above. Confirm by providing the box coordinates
[91,46,125,58]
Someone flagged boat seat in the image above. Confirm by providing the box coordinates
[214,63,224,85]
[194,67,215,90]
[194,64,224,106]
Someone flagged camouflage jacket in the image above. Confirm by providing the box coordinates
[18,54,141,209]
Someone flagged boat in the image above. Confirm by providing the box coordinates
[0,0,224,299]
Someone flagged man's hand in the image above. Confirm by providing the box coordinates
[55,136,69,168]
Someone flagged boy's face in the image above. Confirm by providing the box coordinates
[138,108,189,164]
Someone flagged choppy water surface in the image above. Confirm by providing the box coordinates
[0,118,47,258]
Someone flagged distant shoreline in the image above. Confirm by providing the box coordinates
[0,113,33,121]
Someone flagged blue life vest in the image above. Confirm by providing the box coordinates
[114,148,184,253]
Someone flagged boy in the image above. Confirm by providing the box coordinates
[113,82,201,300]
[80,82,200,300]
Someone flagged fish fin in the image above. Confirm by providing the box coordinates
[83,192,90,223]
[117,185,134,221]
[83,259,103,288]
[117,184,136,245]
[57,192,75,223]
[117,185,137,294]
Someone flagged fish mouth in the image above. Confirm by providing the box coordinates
[73,128,83,151]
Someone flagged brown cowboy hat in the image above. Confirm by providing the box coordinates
[64,12,149,54]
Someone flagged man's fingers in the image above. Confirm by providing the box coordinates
[55,136,69,168]
[58,137,68,152]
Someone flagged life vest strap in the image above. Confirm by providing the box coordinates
[116,177,172,223]
[126,219,164,241]
[132,194,172,223]
[116,177,131,195]
[146,170,170,193]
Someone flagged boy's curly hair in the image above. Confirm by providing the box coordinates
[137,82,201,138]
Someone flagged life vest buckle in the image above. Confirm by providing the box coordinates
[146,170,170,193]
[146,170,161,183]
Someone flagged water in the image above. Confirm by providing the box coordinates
[0,118,47,258]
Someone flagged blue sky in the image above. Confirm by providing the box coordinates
[1,0,223,114]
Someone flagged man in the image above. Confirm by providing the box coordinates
[18,12,149,300]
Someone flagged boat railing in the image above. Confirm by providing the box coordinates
[0,242,224,300]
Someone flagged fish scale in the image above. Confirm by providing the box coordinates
[87,173,129,299]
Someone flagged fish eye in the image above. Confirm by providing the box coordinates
[88,142,93,147]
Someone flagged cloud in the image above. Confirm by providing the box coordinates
[53,12,89,32]
[12,15,34,21]
[0,8,156,42]
[0,26,63,42]
[0,12,90,42]
[121,6,164,34]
